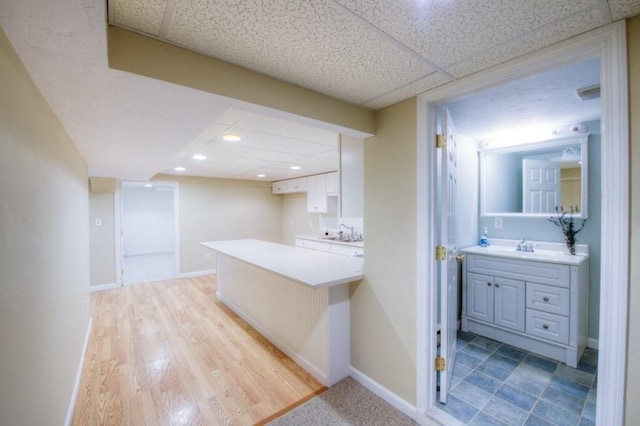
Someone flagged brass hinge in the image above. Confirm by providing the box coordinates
[121,269,124,276]
[436,134,447,148]
[435,356,446,371]
[435,245,447,261]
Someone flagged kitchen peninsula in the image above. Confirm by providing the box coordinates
[200,239,364,386]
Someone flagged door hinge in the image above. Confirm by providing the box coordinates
[435,356,446,371]
[121,269,124,276]
[436,134,447,148]
[435,245,447,261]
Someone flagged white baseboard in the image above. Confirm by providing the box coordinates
[348,366,418,421]
[65,317,93,426]
[89,282,119,292]
[177,269,216,278]
[587,337,599,350]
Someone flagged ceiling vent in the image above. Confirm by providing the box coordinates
[576,84,600,101]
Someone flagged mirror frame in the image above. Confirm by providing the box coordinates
[479,135,589,218]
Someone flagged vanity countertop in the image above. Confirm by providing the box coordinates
[462,239,588,266]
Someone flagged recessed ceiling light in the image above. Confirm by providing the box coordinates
[223,134,241,142]
[174,166,186,171]
[290,166,301,170]
[257,173,266,178]
[192,153,207,160]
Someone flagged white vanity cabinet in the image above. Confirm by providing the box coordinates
[461,250,588,367]
[467,273,525,333]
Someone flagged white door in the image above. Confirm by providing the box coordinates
[523,159,561,213]
[438,108,459,404]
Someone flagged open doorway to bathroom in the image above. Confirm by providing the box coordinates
[417,23,628,425]
[120,181,179,285]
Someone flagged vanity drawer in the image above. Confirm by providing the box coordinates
[526,309,569,345]
[466,254,570,288]
[526,283,569,316]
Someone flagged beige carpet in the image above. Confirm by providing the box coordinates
[267,377,418,425]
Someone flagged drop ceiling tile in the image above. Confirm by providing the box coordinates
[111,0,167,36]
[164,0,436,104]
[235,113,339,146]
[608,0,640,20]
[195,122,230,141]
[200,143,303,163]
[312,149,340,161]
[363,72,452,110]
[335,0,599,68]
[445,9,604,79]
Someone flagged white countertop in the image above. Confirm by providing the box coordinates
[201,239,364,289]
[462,239,588,266]
[296,234,364,248]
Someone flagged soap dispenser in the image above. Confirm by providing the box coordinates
[479,227,489,247]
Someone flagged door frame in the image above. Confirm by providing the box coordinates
[116,180,180,285]
[416,21,629,424]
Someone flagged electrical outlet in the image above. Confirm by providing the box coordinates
[95,218,102,226]
[494,217,503,229]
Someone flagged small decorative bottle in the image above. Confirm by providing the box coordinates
[479,227,489,247]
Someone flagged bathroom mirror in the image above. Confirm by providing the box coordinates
[480,135,588,218]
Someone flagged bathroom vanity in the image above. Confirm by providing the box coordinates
[461,240,588,367]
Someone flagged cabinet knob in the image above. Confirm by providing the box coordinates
[495,283,500,288]
[542,324,549,330]
[487,282,492,287]
[543,296,549,302]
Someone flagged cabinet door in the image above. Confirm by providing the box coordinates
[307,174,328,212]
[467,273,494,323]
[494,277,525,332]
[291,177,307,193]
[272,181,285,194]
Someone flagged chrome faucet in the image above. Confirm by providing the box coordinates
[339,223,355,240]
[516,238,535,252]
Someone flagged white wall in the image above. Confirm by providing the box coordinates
[153,175,283,274]
[121,185,175,255]
[89,192,116,286]
[0,26,91,425]
[281,193,319,246]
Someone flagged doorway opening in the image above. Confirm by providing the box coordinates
[120,181,179,285]
[416,22,628,425]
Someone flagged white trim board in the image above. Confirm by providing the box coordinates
[65,317,93,426]
[177,269,216,279]
[416,21,628,426]
[90,282,120,292]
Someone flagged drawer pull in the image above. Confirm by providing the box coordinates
[542,324,549,330]
[543,296,549,302]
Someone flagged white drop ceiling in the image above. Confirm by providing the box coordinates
[0,1,638,181]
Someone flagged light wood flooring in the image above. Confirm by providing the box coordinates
[72,275,324,426]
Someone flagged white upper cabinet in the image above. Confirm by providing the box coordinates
[272,177,307,194]
[307,174,328,213]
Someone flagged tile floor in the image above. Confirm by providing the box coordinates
[438,331,597,426]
